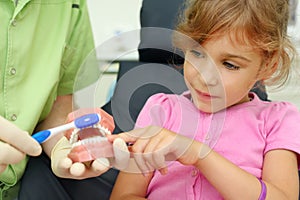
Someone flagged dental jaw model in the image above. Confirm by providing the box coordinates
[65,108,130,170]
[65,108,115,163]
[33,108,130,169]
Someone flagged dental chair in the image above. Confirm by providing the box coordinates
[102,0,187,133]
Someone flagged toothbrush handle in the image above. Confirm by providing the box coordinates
[32,130,51,143]
[32,113,100,144]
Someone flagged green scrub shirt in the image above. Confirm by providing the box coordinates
[0,0,95,199]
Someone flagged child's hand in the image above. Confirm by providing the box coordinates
[107,126,209,175]
[50,136,110,179]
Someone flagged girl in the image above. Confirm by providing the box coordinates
[109,0,300,199]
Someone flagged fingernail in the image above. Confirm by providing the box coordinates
[160,168,168,175]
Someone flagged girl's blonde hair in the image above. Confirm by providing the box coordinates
[174,0,296,87]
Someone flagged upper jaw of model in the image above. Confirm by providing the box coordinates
[69,123,112,146]
[65,108,116,163]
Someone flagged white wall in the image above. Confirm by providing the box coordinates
[87,0,300,47]
[87,0,300,56]
[288,0,300,51]
[87,0,142,49]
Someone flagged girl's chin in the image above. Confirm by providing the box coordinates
[193,100,226,113]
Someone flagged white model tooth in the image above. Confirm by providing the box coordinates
[72,140,82,148]
[71,135,109,149]
[97,126,111,135]
[69,128,79,144]
[92,139,96,143]
[70,123,112,148]
[105,127,112,135]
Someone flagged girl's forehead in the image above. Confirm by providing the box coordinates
[203,32,261,53]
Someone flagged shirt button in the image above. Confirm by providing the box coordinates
[10,114,17,121]
[11,19,17,26]
[9,68,17,75]
[205,134,210,140]
[191,169,198,177]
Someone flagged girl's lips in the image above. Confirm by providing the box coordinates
[195,89,218,101]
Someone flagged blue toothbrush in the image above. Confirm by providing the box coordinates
[32,113,101,143]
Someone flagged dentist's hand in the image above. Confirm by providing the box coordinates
[50,136,109,179]
[51,107,130,179]
[0,116,42,173]
[51,136,130,179]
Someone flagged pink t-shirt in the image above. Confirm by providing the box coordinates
[134,92,300,200]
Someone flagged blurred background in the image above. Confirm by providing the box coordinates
[84,0,300,109]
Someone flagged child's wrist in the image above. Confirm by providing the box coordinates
[199,143,212,159]
[193,143,212,167]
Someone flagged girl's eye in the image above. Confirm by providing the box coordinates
[190,49,205,58]
[223,62,240,70]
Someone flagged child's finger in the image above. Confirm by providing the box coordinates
[133,152,152,175]
[107,132,137,143]
[158,167,168,175]
[108,126,163,143]
[152,152,168,174]
[113,138,130,170]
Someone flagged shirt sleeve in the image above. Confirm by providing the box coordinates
[265,102,300,156]
[134,93,174,129]
[58,0,96,96]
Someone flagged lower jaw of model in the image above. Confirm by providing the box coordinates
[67,125,115,162]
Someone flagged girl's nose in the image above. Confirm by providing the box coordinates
[197,59,219,86]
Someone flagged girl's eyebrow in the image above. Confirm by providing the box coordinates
[222,53,252,62]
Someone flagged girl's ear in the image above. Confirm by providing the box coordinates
[259,52,279,81]
[265,61,278,80]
